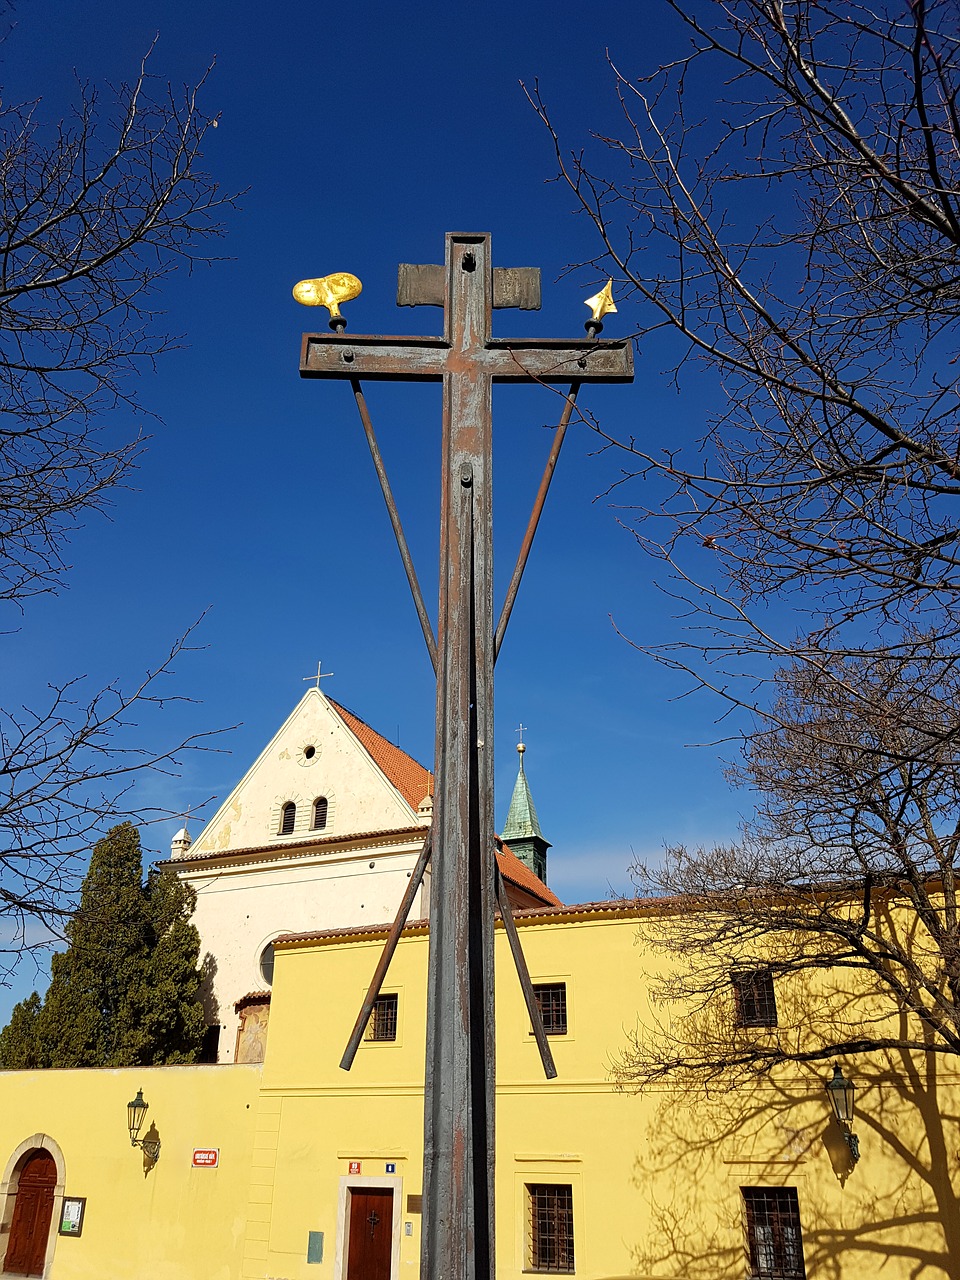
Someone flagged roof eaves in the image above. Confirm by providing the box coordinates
[274,897,673,949]
[159,825,427,869]
[235,990,271,1010]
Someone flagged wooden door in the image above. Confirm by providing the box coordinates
[3,1150,56,1277]
[346,1188,393,1280]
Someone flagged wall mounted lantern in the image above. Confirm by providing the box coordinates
[126,1088,161,1162]
[825,1064,860,1163]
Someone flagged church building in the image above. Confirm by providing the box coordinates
[165,687,560,1064]
[0,689,955,1280]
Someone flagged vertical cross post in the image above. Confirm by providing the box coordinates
[425,234,496,1280]
[297,231,633,1280]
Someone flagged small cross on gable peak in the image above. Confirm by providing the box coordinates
[303,661,335,692]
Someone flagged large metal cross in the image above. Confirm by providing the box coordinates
[299,232,632,1280]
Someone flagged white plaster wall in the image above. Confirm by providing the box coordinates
[187,691,423,858]
[172,688,434,1061]
[184,841,430,1062]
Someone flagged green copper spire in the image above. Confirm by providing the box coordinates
[501,739,551,884]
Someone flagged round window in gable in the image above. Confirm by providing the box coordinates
[259,942,275,986]
[297,741,321,767]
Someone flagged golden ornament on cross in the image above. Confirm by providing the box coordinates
[584,278,617,324]
[293,272,363,330]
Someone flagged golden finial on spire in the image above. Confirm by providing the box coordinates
[293,272,363,332]
[584,279,617,333]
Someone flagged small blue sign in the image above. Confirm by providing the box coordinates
[386,1162,397,1174]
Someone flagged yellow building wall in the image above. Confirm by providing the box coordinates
[1,909,958,1280]
[0,1062,260,1280]
[255,910,960,1280]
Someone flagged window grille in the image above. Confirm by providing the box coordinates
[313,796,328,830]
[528,1183,574,1273]
[279,801,296,835]
[366,992,398,1042]
[742,1187,806,1280]
[533,983,568,1035]
[732,968,778,1027]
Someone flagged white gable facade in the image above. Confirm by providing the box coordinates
[168,689,433,1062]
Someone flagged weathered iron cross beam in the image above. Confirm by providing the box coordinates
[299,232,633,1280]
[300,333,633,382]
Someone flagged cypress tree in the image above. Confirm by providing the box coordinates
[41,821,149,1066]
[0,823,205,1067]
[137,865,206,1065]
[0,992,44,1068]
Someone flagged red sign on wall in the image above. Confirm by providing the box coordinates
[192,1148,220,1168]
[349,1161,362,1175]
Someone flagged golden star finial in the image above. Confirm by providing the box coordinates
[584,278,617,324]
[293,272,363,331]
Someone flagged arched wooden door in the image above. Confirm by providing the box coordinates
[3,1150,56,1277]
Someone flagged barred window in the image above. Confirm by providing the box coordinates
[313,796,328,830]
[528,1183,574,1273]
[533,983,568,1036]
[742,1188,806,1280]
[732,968,778,1028]
[279,801,296,835]
[366,992,398,1042]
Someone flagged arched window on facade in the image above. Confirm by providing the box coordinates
[279,801,296,836]
[312,796,328,831]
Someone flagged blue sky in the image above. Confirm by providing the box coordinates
[1,1,761,1018]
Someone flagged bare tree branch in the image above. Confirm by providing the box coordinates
[528,1,960,645]
[0,42,236,974]
[623,645,960,1083]
[0,619,233,984]
[0,45,232,604]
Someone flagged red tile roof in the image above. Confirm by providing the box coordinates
[496,840,562,907]
[330,701,557,907]
[329,702,557,907]
[234,991,271,1010]
[329,699,433,813]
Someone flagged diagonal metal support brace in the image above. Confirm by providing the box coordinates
[341,378,580,1081]
[340,838,557,1081]
[494,382,581,661]
[494,864,557,1079]
[351,378,439,673]
[339,828,433,1071]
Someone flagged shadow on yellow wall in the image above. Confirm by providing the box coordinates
[624,1038,960,1279]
